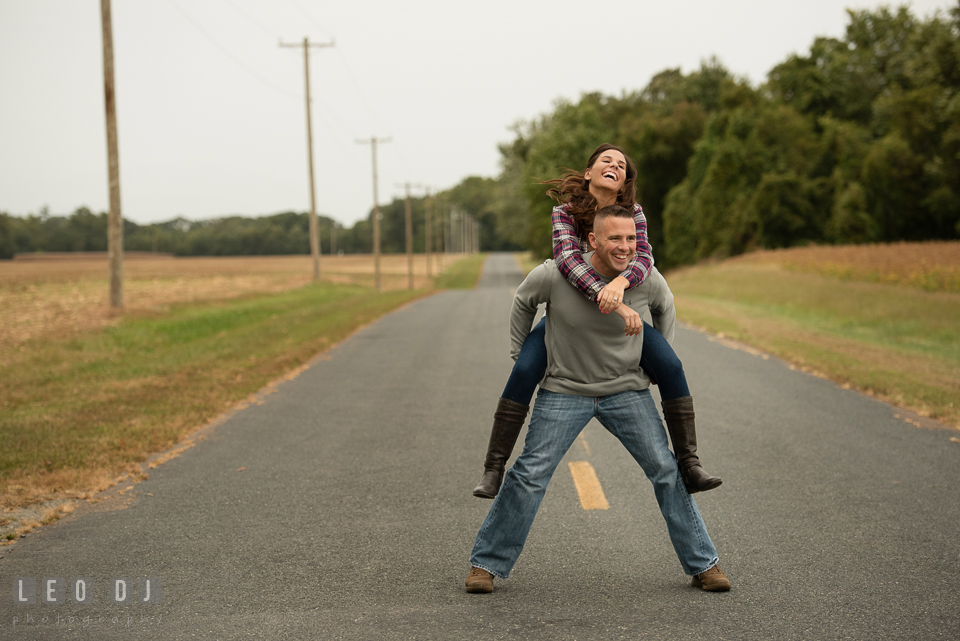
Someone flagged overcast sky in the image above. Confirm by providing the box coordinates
[1,0,956,227]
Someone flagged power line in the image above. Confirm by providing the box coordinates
[167,0,300,100]
[221,0,279,40]
[285,0,332,39]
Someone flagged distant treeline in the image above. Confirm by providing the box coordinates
[0,189,525,260]
[5,5,957,265]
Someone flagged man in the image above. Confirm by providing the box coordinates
[465,204,730,594]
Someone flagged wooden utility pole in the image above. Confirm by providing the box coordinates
[100,0,123,309]
[403,183,414,289]
[356,136,391,292]
[424,189,433,277]
[280,37,334,282]
[395,182,428,289]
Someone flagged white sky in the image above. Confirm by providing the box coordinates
[1,0,955,227]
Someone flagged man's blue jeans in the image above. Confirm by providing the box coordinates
[470,389,719,579]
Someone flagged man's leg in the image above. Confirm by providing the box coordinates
[469,390,593,580]
[595,390,721,578]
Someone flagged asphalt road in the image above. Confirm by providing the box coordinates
[2,253,958,640]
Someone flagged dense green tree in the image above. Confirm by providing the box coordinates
[660,3,960,263]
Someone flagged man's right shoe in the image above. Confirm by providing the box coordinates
[465,567,494,593]
[691,565,731,591]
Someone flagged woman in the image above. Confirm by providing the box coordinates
[472,143,721,498]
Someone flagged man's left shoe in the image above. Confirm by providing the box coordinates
[691,565,731,591]
[465,567,494,593]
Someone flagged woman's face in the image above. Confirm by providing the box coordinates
[584,149,627,195]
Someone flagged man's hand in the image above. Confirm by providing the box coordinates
[598,275,629,313]
[612,304,642,336]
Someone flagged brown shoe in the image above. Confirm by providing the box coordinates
[691,565,731,591]
[465,567,494,593]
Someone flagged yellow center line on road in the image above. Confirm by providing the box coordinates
[568,461,609,510]
[577,434,591,456]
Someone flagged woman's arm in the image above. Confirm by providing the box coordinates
[552,203,655,309]
[624,203,654,288]
[552,204,605,302]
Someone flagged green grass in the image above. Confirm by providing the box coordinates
[667,262,960,429]
[434,253,487,289]
[1,254,487,508]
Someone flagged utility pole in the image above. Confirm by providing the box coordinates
[100,0,123,309]
[280,37,334,282]
[403,183,414,289]
[396,182,429,289]
[437,197,446,271]
[356,136,391,292]
[424,189,433,277]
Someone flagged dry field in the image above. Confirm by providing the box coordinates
[730,240,960,292]
[0,253,460,357]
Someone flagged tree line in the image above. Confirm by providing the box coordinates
[0,188,523,260]
[4,5,957,265]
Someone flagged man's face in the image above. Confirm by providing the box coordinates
[588,216,637,277]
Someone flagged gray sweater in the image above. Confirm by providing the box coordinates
[510,257,676,397]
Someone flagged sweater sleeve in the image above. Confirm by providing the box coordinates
[647,268,676,345]
[510,263,550,361]
[552,203,655,303]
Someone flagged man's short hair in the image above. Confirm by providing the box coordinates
[593,205,634,234]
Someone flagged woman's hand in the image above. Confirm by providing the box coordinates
[612,304,642,336]
[597,275,629,313]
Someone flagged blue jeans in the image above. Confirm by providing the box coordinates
[501,318,690,406]
[470,389,719,579]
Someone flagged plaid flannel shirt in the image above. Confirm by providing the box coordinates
[552,202,654,302]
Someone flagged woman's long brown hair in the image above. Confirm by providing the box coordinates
[542,143,638,241]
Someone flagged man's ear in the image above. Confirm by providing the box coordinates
[588,232,598,250]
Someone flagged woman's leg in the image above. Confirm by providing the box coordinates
[639,321,689,400]
[640,322,722,494]
[501,318,547,405]
[473,318,548,499]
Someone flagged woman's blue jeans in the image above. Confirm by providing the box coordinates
[502,317,690,406]
[470,389,719,578]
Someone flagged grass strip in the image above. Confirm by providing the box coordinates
[667,262,960,429]
[434,253,487,289]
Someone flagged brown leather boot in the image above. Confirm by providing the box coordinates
[472,398,529,499]
[691,565,731,591]
[662,396,722,494]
